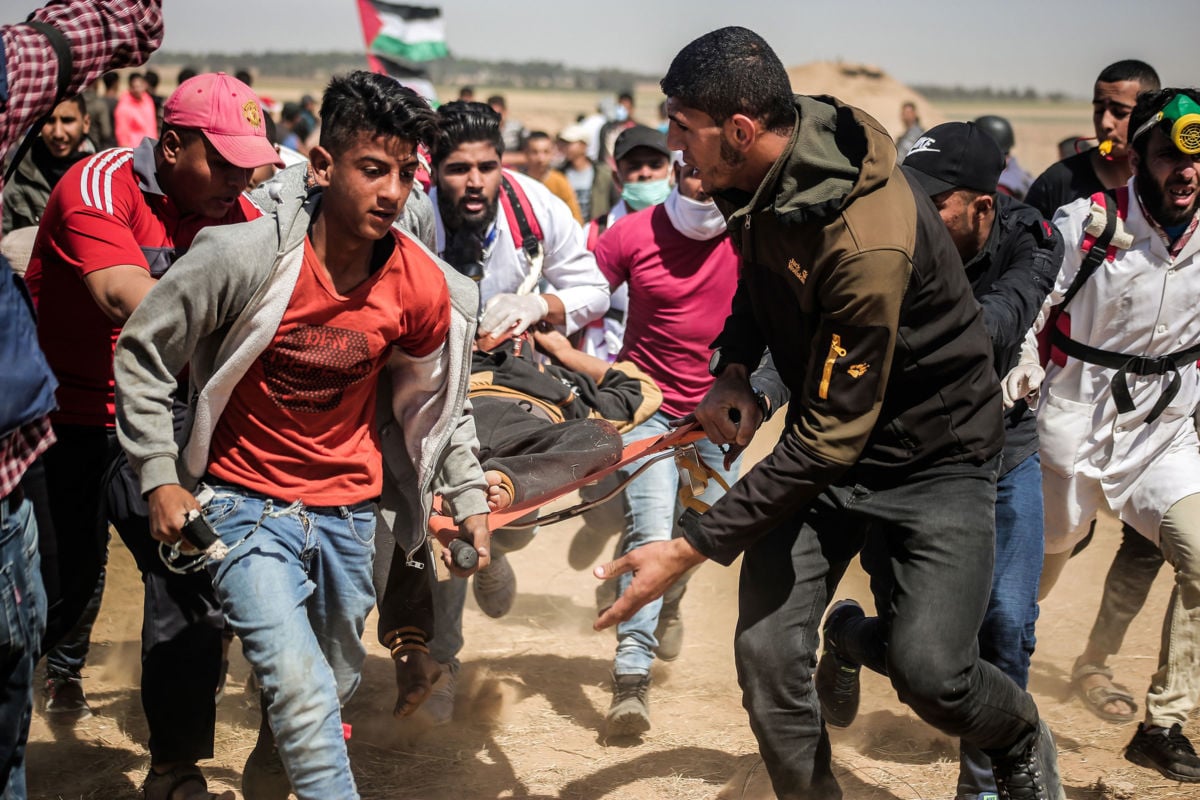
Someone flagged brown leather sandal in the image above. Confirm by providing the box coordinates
[1072,660,1138,723]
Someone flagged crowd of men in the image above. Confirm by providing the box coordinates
[1,3,1199,800]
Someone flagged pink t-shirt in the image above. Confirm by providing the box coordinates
[594,205,740,418]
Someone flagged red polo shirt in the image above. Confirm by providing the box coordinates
[25,139,260,428]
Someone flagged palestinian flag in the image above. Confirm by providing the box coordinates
[357,2,448,64]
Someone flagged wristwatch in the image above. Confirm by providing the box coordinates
[708,348,731,378]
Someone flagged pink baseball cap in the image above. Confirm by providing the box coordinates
[164,72,284,169]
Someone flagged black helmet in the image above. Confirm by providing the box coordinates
[974,115,1015,155]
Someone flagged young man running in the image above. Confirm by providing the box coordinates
[114,71,490,800]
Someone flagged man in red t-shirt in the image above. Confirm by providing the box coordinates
[23,71,280,798]
[113,72,490,800]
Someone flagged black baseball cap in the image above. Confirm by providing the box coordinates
[613,124,670,162]
[902,121,1004,196]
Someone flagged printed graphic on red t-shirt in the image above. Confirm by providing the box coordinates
[207,231,451,505]
[262,325,374,412]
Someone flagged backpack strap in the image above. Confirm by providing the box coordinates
[4,20,73,185]
[498,171,543,261]
[1060,187,1122,311]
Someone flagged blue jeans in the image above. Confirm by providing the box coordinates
[204,485,376,800]
[0,493,46,800]
[958,453,1045,800]
[613,412,740,675]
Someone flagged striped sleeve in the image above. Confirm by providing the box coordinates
[53,150,151,276]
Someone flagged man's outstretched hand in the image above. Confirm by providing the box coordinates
[593,537,708,630]
[393,650,443,718]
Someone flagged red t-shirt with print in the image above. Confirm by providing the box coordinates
[206,230,450,506]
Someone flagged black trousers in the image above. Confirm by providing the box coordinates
[735,456,1039,799]
[106,449,225,764]
[471,396,623,506]
[27,424,120,652]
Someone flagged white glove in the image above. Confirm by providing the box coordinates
[480,293,550,338]
[1002,364,1045,410]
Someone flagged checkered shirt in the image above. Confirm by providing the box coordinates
[0,416,54,499]
[1,0,164,196]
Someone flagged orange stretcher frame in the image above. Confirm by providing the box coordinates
[428,420,706,546]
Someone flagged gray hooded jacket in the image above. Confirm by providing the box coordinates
[113,164,490,638]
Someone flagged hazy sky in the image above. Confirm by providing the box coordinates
[8,0,1191,97]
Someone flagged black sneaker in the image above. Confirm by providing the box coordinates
[1124,722,1200,782]
[990,720,1065,800]
[605,672,651,737]
[43,677,93,722]
[815,599,863,728]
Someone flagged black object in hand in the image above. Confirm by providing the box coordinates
[449,538,478,570]
[181,509,219,551]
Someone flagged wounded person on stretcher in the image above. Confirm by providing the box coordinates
[471,324,662,511]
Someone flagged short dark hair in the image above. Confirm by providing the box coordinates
[523,130,551,146]
[1097,60,1161,92]
[1128,87,1200,161]
[318,71,439,156]
[102,71,119,90]
[486,94,506,110]
[128,72,145,86]
[235,69,253,87]
[144,69,159,90]
[432,101,503,165]
[62,93,88,117]
[661,27,794,132]
[177,66,198,85]
[618,91,634,104]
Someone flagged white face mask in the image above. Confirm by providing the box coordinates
[664,186,727,241]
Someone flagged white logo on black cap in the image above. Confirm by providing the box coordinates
[906,136,940,156]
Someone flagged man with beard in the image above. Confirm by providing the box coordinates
[595,27,1063,800]
[422,100,609,725]
[1007,87,1200,783]
[2,95,91,234]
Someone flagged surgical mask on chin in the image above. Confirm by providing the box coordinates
[663,187,727,241]
[622,178,671,211]
[614,105,630,122]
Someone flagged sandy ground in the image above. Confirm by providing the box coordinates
[24,411,1198,800]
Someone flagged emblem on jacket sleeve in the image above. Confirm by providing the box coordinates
[808,324,888,414]
[787,258,808,284]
